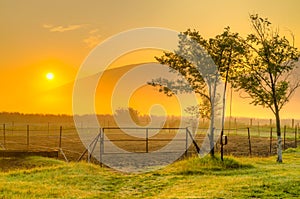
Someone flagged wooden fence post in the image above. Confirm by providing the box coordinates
[295,126,298,148]
[270,127,273,155]
[185,128,188,156]
[234,118,237,135]
[283,125,286,150]
[146,128,149,153]
[247,127,252,156]
[228,116,232,135]
[220,129,224,161]
[100,128,104,167]
[27,125,29,149]
[58,126,68,162]
[59,126,62,148]
[11,121,14,136]
[257,121,260,137]
[186,128,200,154]
[298,123,300,139]
[3,124,6,148]
[47,122,50,137]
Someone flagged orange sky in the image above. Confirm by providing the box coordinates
[1,0,300,119]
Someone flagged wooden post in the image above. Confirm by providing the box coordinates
[270,119,272,127]
[234,118,237,135]
[59,126,62,148]
[185,128,188,156]
[3,124,6,148]
[186,128,200,154]
[11,121,14,136]
[228,116,232,135]
[283,125,286,150]
[27,125,29,149]
[258,121,260,137]
[298,123,300,138]
[270,127,273,155]
[58,126,68,163]
[100,128,104,166]
[247,127,252,156]
[295,126,297,148]
[220,129,224,161]
[146,128,149,153]
[48,122,50,137]
[292,119,295,129]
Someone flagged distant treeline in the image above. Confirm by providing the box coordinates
[0,112,74,124]
[0,111,182,128]
[0,112,298,128]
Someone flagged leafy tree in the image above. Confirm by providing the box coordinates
[231,14,300,162]
[114,107,141,126]
[150,28,243,157]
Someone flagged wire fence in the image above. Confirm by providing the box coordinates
[219,125,299,156]
[0,123,299,162]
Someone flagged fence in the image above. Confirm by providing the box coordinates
[0,124,84,161]
[220,125,299,156]
[77,127,200,166]
[0,123,299,162]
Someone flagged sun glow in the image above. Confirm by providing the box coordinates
[46,72,54,80]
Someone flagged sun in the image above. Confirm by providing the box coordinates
[46,72,54,80]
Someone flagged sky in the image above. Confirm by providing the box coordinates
[1,0,300,119]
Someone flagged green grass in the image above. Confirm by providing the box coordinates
[0,148,299,198]
[0,156,64,172]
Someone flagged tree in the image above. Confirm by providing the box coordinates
[114,107,141,126]
[231,14,300,162]
[150,28,243,157]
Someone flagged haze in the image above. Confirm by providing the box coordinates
[1,0,300,119]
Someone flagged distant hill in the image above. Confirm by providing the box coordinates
[38,61,300,119]
[44,63,182,116]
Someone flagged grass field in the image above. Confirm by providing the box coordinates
[0,147,299,198]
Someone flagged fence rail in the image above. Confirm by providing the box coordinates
[0,123,299,162]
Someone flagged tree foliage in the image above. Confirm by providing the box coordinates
[114,107,141,125]
[233,15,300,111]
[149,14,299,162]
[231,14,300,162]
[152,27,243,118]
[150,27,243,156]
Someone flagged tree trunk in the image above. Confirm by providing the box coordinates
[275,109,282,163]
[209,92,215,157]
[209,74,218,157]
[270,70,283,163]
[209,119,215,157]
